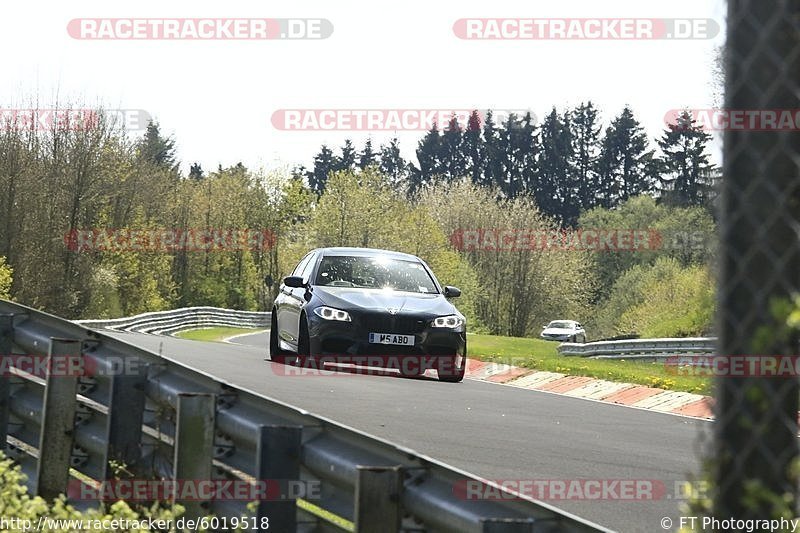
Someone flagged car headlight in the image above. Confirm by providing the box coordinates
[313,306,352,322]
[431,315,464,328]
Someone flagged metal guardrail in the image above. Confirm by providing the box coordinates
[558,337,716,359]
[75,307,271,336]
[0,299,608,533]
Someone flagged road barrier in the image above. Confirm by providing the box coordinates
[0,299,607,532]
[75,306,271,335]
[558,338,716,359]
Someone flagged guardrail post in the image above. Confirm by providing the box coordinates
[0,314,12,450]
[173,393,216,520]
[355,465,402,533]
[256,425,302,532]
[36,338,81,500]
[103,359,148,479]
[480,518,536,532]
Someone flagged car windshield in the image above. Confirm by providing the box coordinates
[315,255,438,294]
[548,321,574,329]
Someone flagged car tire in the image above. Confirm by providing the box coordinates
[268,310,294,365]
[296,313,314,368]
[438,354,465,383]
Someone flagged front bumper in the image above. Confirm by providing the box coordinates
[307,310,466,362]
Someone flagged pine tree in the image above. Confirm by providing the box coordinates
[441,114,466,181]
[656,110,716,207]
[596,106,656,207]
[308,145,336,193]
[537,108,575,224]
[188,162,204,180]
[570,102,602,211]
[462,110,485,186]
[358,138,377,169]
[137,121,178,170]
[378,137,409,187]
[412,124,443,192]
[335,139,357,172]
[481,111,503,190]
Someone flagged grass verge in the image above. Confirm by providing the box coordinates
[175,326,264,342]
[467,333,711,395]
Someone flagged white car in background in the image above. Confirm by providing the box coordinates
[540,320,586,343]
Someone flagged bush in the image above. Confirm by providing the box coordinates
[0,451,186,532]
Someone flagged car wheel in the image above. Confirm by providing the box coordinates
[296,313,314,368]
[268,310,294,365]
[438,354,465,383]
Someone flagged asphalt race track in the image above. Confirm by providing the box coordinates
[106,330,710,533]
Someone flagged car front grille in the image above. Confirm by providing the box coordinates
[358,313,426,334]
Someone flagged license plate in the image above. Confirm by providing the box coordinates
[368,332,415,346]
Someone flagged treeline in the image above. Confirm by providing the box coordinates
[299,104,718,226]
[0,104,716,338]
[0,112,305,317]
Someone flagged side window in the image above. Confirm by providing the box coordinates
[300,253,318,282]
[291,254,312,277]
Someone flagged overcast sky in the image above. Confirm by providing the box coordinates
[3,0,727,174]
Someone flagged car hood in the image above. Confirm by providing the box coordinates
[313,287,458,316]
[542,328,576,336]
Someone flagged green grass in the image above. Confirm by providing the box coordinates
[174,326,264,342]
[176,327,711,395]
[468,333,711,395]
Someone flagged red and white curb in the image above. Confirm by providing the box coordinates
[464,360,714,420]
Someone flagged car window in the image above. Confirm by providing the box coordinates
[300,252,317,282]
[291,253,312,277]
[315,255,438,294]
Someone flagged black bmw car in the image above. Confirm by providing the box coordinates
[268,247,467,382]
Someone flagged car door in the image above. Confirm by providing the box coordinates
[277,253,313,349]
[285,251,320,348]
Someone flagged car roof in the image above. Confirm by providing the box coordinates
[315,247,422,261]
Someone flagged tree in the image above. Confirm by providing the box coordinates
[188,162,204,180]
[308,145,336,193]
[596,106,656,207]
[656,110,716,207]
[378,137,410,187]
[137,121,178,170]
[412,124,443,193]
[537,108,576,224]
[462,110,485,186]
[571,102,602,211]
[440,114,466,181]
[334,139,357,172]
[358,138,377,169]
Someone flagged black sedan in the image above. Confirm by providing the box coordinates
[268,247,467,382]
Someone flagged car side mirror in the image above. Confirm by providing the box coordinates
[283,276,306,288]
[444,286,461,298]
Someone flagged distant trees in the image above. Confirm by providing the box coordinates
[304,104,716,225]
[0,101,719,340]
